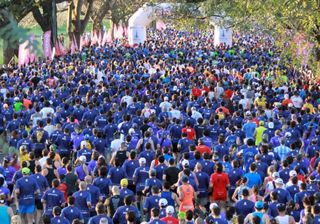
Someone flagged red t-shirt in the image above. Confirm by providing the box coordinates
[191,87,202,97]
[210,172,229,201]
[161,216,179,224]
[182,127,195,140]
[196,145,212,155]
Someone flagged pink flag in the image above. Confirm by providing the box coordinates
[55,41,61,56]
[18,39,29,66]
[55,39,66,56]
[156,20,166,30]
[43,31,52,60]
[123,26,128,37]
[98,30,103,46]
[114,25,124,39]
[84,34,89,46]
[107,28,113,43]
[70,35,78,54]
[28,34,36,63]
[102,30,107,46]
[91,30,98,46]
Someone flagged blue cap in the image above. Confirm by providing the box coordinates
[255,201,264,210]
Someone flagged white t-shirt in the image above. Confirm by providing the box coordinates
[110,139,123,152]
[40,107,55,118]
[121,95,133,107]
[291,96,303,108]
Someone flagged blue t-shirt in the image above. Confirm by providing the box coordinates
[87,184,101,208]
[144,195,161,216]
[108,167,126,185]
[93,177,112,197]
[72,190,91,217]
[88,214,113,224]
[235,199,255,216]
[16,176,39,205]
[42,188,65,215]
[133,166,150,192]
[244,172,262,188]
[113,205,140,224]
[61,205,83,223]
[243,122,257,138]
[51,216,70,224]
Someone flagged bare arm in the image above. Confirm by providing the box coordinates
[232,187,239,202]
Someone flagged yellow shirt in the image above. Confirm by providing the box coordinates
[255,126,267,146]
[303,103,314,113]
[254,97,266,109]
[20,153,29,163]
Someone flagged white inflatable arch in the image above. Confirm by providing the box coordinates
[128,3,233,46]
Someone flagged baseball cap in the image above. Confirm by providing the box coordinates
[255,201,264,209]
[272,172,280,179]
[268,122,274,129]
[139,158,146,164]
[245,111,252,116]
[166,205,174,214]
[209,203,218,210]
[259,121,264,126]
[275,178,284,185]
[182,159,189,167]
[159,198,168,207]
[120,178,128,187]
[285,132,292,138]
[79,156,86,163]
[22,167,30,175]
[289,170,297,177]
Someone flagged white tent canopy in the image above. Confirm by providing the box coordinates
[128,3,233,46]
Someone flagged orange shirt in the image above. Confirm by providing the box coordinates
[179,184,195,212]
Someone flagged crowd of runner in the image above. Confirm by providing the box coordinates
[0,28,319,224]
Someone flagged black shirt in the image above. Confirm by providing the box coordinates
[164,166,180,186]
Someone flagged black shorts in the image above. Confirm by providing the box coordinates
[35,199,43,210]
[172,142,178,153]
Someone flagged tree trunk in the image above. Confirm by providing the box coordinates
[3,39,18,65]
[67,0,93,48]
[93,18,103,32]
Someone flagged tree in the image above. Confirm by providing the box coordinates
[0,0,39,64]
[67,0,93,47]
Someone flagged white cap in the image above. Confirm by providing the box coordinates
[139,158,146,164]
[289,170,297,177]
[182,159,189,167]
[268,122,274,129]
[245,111,252,116]
[275,178,284,185]
[210,203,219,210]
[164,96,168,101]
[285,132,292,137]
[272,172,280,179]
[128,128,135,135]
[159,198,168,206]
[81,141,88,148]
[79,156,86,163]
[166,205,174,214]
[14,97,19,101]
[288,103,293,107]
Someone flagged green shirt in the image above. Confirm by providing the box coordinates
[14,102,23,112]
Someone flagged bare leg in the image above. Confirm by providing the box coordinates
[26,213,34,224]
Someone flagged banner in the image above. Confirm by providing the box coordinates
[43,31,52,59]
[156,20,166,30]
[18,39,29,66]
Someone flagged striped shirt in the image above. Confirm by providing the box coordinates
[274,145,291,161]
